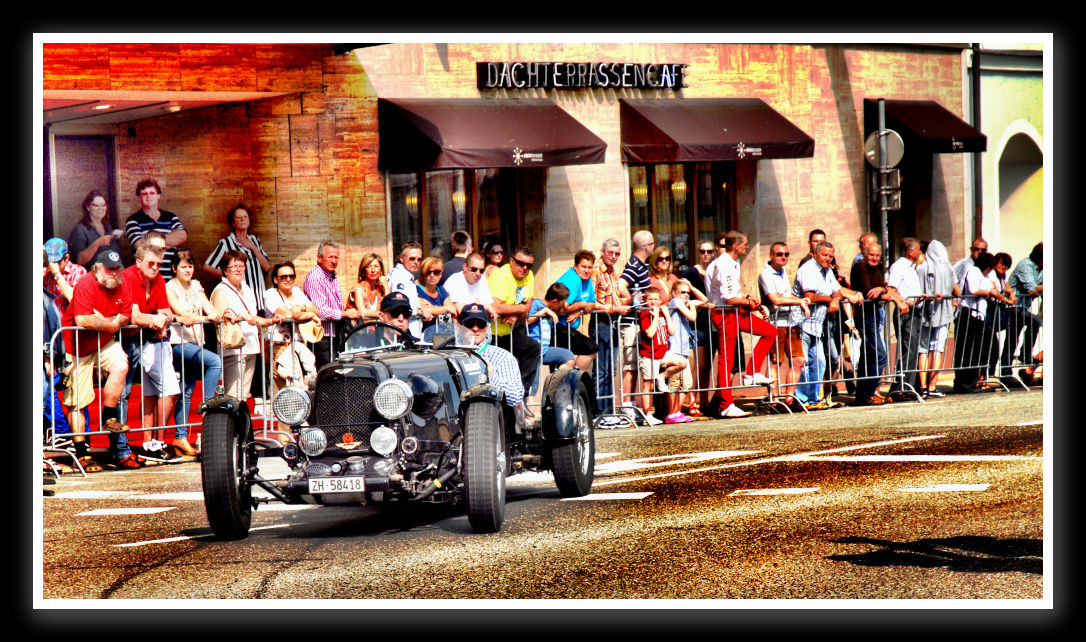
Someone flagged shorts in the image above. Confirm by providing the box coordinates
[621,321,639,371]
[63,340,128,410]
[768,325,804,364]
[638,351,688,386]
[552,324,600,357]
[666,361,694,391]
[919,324,949,354]
[140,340,181,397]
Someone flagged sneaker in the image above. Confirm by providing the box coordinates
[665,412,694,424]
[597,416,625,429]
[926,389,945,397]
[643,414,663,426]
[721,403,751,418]
[655,374,670,392]
[743,373,776,386]
[142,439,166,454]
[195,433,202,454]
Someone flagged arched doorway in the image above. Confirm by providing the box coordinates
[997,132,1043,267]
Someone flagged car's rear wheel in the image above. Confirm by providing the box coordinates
[463,401,506,533]
[201,412,253,540]
[550,381,595,497]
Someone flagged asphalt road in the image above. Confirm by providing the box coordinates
[38,389,1046,605]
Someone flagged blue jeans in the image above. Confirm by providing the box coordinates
[855,308,887,399]
[172,342,223,438]
[795,331,826,405]
[530,345,576,395]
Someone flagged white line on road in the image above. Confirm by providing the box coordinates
[807,455,1039,462]
[561,492,654,501]
[112,523,290,548]
[78,507,176,516]
[897,483,991,492]
[728,488,819,496]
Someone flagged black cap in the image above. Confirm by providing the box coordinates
[380,291,413,313]
[459,302,490,325]
[95,249,124,269]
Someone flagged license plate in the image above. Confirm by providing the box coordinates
[308,477,365,494]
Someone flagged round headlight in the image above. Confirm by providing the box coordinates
[369,426,398,457]
[374,378,413,420]
[272,386,311,426]
[298,428,327,457]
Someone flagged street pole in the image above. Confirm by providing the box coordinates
[878,98,890,271]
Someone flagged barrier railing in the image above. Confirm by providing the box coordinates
[43,292,1044,474]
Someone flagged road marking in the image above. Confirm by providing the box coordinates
[78,507,175,516]
[593,435,947,487]
[595,451,762,475]
[132,492,206,501]
[111,523,290,548]
[1016,420,1042,426]
[561,492,653,501]
[807,455,1039,462]
[728,488,819,496]
[898,483,991,492]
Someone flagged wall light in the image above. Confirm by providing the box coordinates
[671,178,687,205]
[632,183,648,207]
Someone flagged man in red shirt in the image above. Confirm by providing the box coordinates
[61,249,133,468]
[120,243,180,461]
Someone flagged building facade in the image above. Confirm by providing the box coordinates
[43,41,1007,299]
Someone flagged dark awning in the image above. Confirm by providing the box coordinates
[864,99,987,154]
[619,98,815,163]
[377,98,607,171]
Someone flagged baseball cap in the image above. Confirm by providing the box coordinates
[94,248,124,269]
[380,291,413,314]
[459,302,490,326]
[44,238,68,263]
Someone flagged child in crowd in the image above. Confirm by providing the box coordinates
[639,286,692,424]
[667,280,703,418]
[525,282,576,395]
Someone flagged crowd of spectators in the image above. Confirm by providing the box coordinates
[43,178,1045,473]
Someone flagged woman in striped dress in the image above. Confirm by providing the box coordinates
[203,204,272,313]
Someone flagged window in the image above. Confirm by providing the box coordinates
[628,162,735,273]
[389,167,547,262]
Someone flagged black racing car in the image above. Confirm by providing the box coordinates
[199,320,596,538]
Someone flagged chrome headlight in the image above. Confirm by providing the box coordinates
[369,426,398,457]
[298,428,328,457]
[272,386,311,426]
[373,378,413,420]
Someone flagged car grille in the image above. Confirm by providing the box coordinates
[311,376,383,456]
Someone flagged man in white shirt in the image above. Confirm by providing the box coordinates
[953,237,988,287]
[703,230,777,418]
[792,241,864,409]
[444,252,496,317]
[758,241,811,405]
[886,237,924,399]
[387,241,430,341]
[953,251,994,393]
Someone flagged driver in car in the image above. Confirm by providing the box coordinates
[379,291,414,336]
[460,302,524,408]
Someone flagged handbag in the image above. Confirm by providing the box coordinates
[218,320,246,349]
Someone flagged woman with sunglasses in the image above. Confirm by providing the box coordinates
[347,253,390,325]
[416,256,456,330]
[263,262,320,441]
[483,240,507,279]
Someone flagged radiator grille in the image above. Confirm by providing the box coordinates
[311,376,383,456]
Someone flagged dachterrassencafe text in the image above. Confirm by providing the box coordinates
[478,62,689,90]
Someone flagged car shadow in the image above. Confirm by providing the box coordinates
[827,535,1042,574]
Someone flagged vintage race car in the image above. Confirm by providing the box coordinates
[199,320,596,538]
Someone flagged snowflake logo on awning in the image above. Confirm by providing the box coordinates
[512,146,542,165]
[513,147,525,165]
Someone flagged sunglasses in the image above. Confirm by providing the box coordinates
[773,252,790,257]
[657,256,671,262]
[464,320,488,330]
[426,269,442,276]
[718,243,727,248]
[386,310,410,318]
[466,266,484,274]
[277,273,297,279]
[698,249,714,254]
[489,249,505,255]
[512,257,534,268]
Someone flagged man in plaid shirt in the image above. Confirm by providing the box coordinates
[590,238,631,415]
[303,240,361,368]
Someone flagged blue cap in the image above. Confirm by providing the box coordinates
[459,302,490,326]
[44,238,68,263]
[380,291,412,313]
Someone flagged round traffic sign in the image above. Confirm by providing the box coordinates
[864,129,904,168]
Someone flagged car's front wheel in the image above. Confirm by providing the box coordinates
[550,381,595,497]
[200,412,253,540]
[463,401,506,533]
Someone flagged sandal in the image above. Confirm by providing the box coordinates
[115,453,143,469]
[78,456,103,473]
[688,403,703,417]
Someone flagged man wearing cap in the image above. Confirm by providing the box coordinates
[61,249,137,469]
[43,238,87,314]
[460,303,524,408]
[379,291,414,337]
[120,242,181,459]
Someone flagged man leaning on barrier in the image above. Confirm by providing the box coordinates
[487,245,541,398]
[885,237,924,400]
[591,238,632,415]
[60,249,137,469]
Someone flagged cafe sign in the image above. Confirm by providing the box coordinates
[478,62,689,91]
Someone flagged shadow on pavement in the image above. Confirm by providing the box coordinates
[828,535,1042,574]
